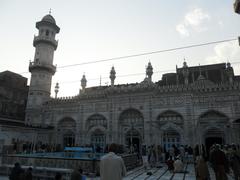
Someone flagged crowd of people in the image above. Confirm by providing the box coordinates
[8,142,240,180]
[8,162,87,180]
[141,143,240,180]
[10,139,62,154]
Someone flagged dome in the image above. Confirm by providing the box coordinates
[41,14,56,24]
[191,75,215,88]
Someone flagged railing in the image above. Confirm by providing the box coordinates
[33,35,58,48]
[29,61,56,74]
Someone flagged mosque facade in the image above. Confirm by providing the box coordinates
[1,14,240,153]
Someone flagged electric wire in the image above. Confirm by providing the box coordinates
[23,59,240,88]
[18,38,238,75]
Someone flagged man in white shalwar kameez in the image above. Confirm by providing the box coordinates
[100,143,126,180]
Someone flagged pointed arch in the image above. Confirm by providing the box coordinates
[119,108,144,126]
[57,117,76,147]
[57,117,76,131]
[160,122,184,135]
[86,113,107,130]
[198,110,229,125]
[157,110,183,126]
[88,126,107,152]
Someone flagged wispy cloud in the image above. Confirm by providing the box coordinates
[176,8,210,37]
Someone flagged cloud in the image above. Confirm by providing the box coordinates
[205,41,240,64]
[176,8,210,37]
[176,24,189,37]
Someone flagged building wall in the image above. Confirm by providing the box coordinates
[42,81,240,149]
[0,71,28,120]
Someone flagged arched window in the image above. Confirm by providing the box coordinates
[119,108,144,126]
[46,30,49,36]
[199,110,228,124]
[86,114,107,130]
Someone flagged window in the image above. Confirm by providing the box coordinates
[46,30,49,36]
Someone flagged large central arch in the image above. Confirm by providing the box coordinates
[156,110,184,150]
[119,108,144,153]
[198,110,229,153]
[57,117,76,147]
[86,114,107,152]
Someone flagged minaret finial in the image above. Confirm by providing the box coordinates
[49,8,52,14]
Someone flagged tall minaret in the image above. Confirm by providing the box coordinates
[25,14,60,125]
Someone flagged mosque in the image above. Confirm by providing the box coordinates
[1,14,240,153]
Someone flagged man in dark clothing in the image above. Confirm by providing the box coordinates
[25,167,33,180]
[209,144,229,180]
[9,162,24,180]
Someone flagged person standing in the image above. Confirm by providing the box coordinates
[55,172,62,180]
[24,167,33,180]
[9,162,24,180]
[209,144,229,180]
[229,145,240,180]
[173,156,184,173]
[196,156,210,180]
[71,167,86,180]
[100,143,126,180]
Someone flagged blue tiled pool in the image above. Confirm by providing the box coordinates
[17,152,105,160]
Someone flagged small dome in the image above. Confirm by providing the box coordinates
[191,75,215,87]
[41,14,56,24]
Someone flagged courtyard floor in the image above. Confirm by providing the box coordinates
[88,162,234,180]
[0,163,235,180]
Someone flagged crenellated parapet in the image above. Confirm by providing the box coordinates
[45,80,240,107]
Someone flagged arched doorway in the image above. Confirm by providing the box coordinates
[86,114,107,152]
[63,132,75,147]
[57,117,76,148]
[125,129,141,153]
[157,110,184,150]
[204,127,225,157]
[119,108,144,152]
[198,110,228,155]
[90,129,106,153]
[162,128,181,151]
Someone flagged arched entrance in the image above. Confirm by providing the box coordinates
[90,129,106,153]
[119,108,144,152]
[198,110,228,155]
[125,129,141,153]
[157,111,184,150]
[57,117,76,148]
[204,127,225,156]
[86,114,108,152]
[63,132,75,147]
[162,128,181,151]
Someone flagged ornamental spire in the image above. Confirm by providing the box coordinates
[110,66,116,87]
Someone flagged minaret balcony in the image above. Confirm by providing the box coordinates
[29,61,56,74]
[33,35,58,49]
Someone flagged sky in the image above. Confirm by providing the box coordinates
[1,0,240,97]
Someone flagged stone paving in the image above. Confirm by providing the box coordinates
[1,163,235,180]
[115,163,234,180]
